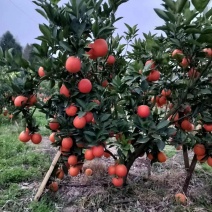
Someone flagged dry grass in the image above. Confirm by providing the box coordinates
[40,149,212,212]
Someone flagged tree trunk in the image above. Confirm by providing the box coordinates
[182,145,190,171]
[123,143,150,185]
[182,154,197,195]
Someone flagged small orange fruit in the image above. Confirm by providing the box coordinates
[172,49,183,58]
[112,177,124,187]
[147,153,154,160]
[175,193,187,205]
[31,133,42,144]
[107,55,116,65]
[19,131,31,143]
[68,155,78,166]
[65,105,78,116]
[84,112,94,123]
[56,168,65,180]
[108,165,116,175]
[60,84,70,97]
[137,105,150,118]
[207,156,212,167]
[145,59,156,69]
[69,166,80,177]
[49,132,56,142]
[92,145,104,158]
[92,39,108,57]
[181,120,193,131]
[84,149,95,160]
[73,116,87,129]
[115,164,128,177]
[157,151,167,163]
[38,66,45,77]
[65,56,81,73]
[61,137,73,149]
[193,144,206,156]
[203,124,212,132]
[78,79,92,93]
[49,181,59,192]
[102,80,109,87]
[85,168,93,176]
[14,96,28,107]
[49,119,59,131]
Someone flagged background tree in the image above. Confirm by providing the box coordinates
[23,44,34,63]
[0,31,22,56]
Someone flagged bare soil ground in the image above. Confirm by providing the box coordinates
[3,137,211,212]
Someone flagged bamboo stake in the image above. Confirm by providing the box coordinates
[34,150,61,201]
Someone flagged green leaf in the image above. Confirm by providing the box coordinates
[75,98,86,109]
[156,120,170,130]
[176,0,187,13]
[35,9,47,19]
[154,9,170,21]
[136,136,150,144]
[78,111,86,117]
[200,89,212,94]
[59,41,73,52]
[100,114,111,122]
[39,24,51,40]
[191,0,210,12]
[164,0,176,11]
[0,47,3,58]
[155,139,165,151]
[84,131,96,137]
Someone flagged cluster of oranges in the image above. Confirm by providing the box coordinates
[19,128,42,144]
[108,164,128,187]
[193,144,212,166]
[12,95,43,144]
[147,151,167,163]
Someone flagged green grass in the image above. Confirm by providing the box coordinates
[34,110,50,136]
[164,145,177,158]
[0,114,52,210]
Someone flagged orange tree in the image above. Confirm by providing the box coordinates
[5,0,212,193]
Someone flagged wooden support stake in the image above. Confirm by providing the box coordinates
[34,150,61,201]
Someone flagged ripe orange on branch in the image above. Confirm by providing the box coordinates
[145,59,156,69]
[107,55,116,65]
[49,119,59,131]
[78,79,92,93]
[172,49,183,58]
[31,133,42,144]
[137,105,150,118]
[14,96,28,107]
[65,56,81,73]
[207,156,212,167]
[115,164,128,177]
[61,137,73,149]
[60,84,70,97]
[147,70,160,81]
[112,177,124,187]
[84,149,95,160]
[69,166,80,177]
[73,116,87,129]
[193,144,206,156]
[68,155,78,166]
[38,66,45,77]
[92,145,104,158]
[65,105,78,116]
[157,151,167,162]
[92,38,108,57]
[203,124,212,132]
[19,131,31,142]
